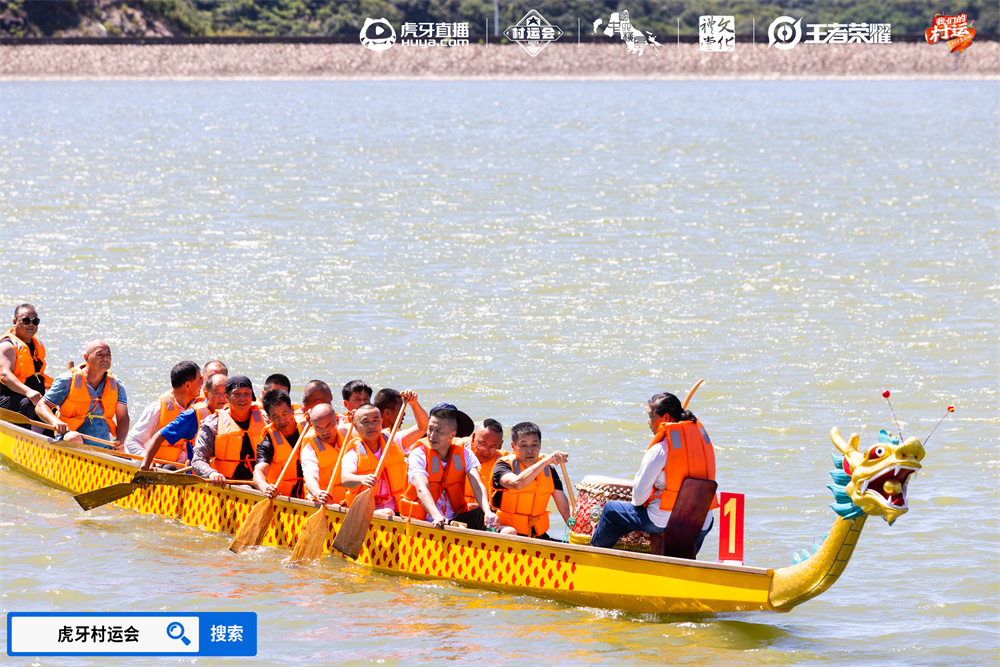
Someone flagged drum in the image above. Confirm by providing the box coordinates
[568,475,651,552]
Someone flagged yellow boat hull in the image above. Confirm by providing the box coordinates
[0,421,778,614]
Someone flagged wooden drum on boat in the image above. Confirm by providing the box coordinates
[568,475,651,552]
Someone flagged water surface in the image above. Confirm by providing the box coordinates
[1,80,997,665]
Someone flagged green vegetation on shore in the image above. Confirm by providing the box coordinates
[1,0,996,38]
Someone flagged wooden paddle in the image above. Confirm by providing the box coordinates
[682,379,705,409]
[331,404,407,559]
[559,460,576,517]
[74,482,143,510]
[228,423,311,554]
[74,472,254,511]
[289,420,355,564]
[0,406,122,449]
[0,406,183,466]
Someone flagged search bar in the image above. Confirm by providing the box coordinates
[7,613,255,656]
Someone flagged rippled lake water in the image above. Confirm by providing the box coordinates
[1,80,998,665]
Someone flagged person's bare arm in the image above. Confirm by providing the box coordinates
[0,342,40,404]
[410,473,446,527]
[397,390,428,450]
[339,450,374,489]
[253,461,277,498]
[552,489,572,523]
[499,452,568,491]
[33,399,68,435]
[139,431,167,471]
[113,402,130,452]
[467,469,499,529]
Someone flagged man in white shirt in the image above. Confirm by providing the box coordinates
[401,404,499,531]
[124,361,202,459]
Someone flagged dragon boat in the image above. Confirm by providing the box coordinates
[0,418,924,614]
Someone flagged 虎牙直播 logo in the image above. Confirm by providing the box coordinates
[361,18,396,51]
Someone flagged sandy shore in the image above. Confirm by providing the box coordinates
[1,42,997,80]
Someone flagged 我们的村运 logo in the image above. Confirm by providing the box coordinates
[361,19,471,50]
[925,13,975,53]
[768,16,891,49]
[593,9,659,56]
[504,10,563,57]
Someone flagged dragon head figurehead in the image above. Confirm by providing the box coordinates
[829,426,925,525]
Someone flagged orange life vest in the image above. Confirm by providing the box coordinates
[57,365,119,438]
[191,400,214,422]
[645,420,720,512]
[495,453,555,537]
[343,435,408,510]
[465,448,507,508]
[155,390,194,463]
[0,329,51,390]
[399,440,470,521]
[301,429,348,504]
[213,405,266,479]
[261,420,305,498]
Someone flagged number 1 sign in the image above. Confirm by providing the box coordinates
[719,492,744,564]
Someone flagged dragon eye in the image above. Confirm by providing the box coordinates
[869,445,887,460]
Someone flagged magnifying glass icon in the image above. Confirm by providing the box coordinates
[166,621,191,646]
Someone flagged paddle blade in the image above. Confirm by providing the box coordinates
[0,406,31,425]
[73,483,137,511]
[331,488,375,559]
[132,470,202,487]
[289,506,330,564]
[229,498,274,554]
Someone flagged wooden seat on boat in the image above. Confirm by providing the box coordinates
[648,478,718,559]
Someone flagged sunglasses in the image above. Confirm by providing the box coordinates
[18,317,40,325]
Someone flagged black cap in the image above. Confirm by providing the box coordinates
[225,375,253,393]
[429,403,475,438]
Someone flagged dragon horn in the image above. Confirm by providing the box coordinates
[829,427,863,468]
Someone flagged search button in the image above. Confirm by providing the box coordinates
[166,622,191,646]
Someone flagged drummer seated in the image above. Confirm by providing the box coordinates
[492,422,572,540]
[590,393,716,554]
